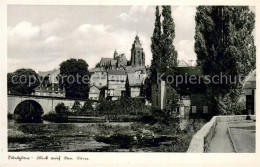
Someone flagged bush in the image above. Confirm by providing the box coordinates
[42,111,68,123]
[71,100,81,113]
[81,100,94,114]
[55,103,69,115]
[97,97,150,116]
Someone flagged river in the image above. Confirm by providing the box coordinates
[8,118,199,152]
[8,119,135,152]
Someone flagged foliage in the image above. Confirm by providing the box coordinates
[217,89,246,115]
[81,99,94,113]
[97,97,150,117]
[195,6,255,114]
[43,103,70,122]
[55,103,69,115]
[161,6,178,69]
[7,68,40,95]
[151,6,162,73]
[148,85,180,125]
[71,100,81,113]
[42,111,68,123]
[141,75,152,101]
[59,59,90,98]
[95,62,100,68]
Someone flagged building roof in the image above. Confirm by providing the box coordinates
[35,84,65,93]
[118,54,127,66]
[89,85,101,94]
[89,67,106,73]
[38,68,60,77]
[243,70,256,89]
[175,66,203,76]
[132,35,142,48]
[100,58,113,67]
[108,70,127,75]
[110,60,117,66]
[177,60,192,67]
[126,66,146,73]
[38,68,60,84]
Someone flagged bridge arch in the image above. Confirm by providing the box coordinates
[13,100,44,123]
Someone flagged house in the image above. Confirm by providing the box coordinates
[151,66,210,119]
[107,70,127,100]
[32,68,66,97]
[33,84,66,97]
[127,73,143,98]
[89,85,101,100]
[126,66,147,98]
[243,70,256,115]
[89,67,107,89]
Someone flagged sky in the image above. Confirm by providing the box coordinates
[7,5,254,73]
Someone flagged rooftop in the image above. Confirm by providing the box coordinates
[38,68,60,77]
[107,70,127,75]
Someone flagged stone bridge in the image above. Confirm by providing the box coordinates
[8,94,94,115]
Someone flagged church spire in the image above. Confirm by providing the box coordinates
[113,49,118,59]
[130,36,145,66]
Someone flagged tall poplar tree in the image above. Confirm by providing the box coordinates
[195,6,256,114]
[151,6,162,73]
[161,6,178,69]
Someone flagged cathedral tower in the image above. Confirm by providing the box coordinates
[113,50,118,59]
[130,36,145,66]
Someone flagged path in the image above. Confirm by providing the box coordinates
[207,122,235,153]
[228,121,256,153]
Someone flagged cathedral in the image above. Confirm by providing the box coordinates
[89,35,147,100]
[98,35,145,70]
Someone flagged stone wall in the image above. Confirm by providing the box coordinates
[187,115,255,153]
[8,95,86,115]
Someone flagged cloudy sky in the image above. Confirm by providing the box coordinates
[8,5,252,73]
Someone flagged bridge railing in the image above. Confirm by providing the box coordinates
[7,93,98,102]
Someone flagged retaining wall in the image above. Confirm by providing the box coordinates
[187,115,255,153]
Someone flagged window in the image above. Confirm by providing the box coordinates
[203,106,208,114]
[192,106,196,113]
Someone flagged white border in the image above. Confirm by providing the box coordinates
[0,0,259,166]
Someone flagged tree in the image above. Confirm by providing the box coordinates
[59,59,90,98]
[81,99,93,113]
[151,6,162,73]
[95,62,100,68]
[161,6,178,69]
[7,68,40,94]
[55,103,68,115]
[195,6,256,114]
[71,100,81,113]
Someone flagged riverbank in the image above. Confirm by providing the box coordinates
[8,119,206,152]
